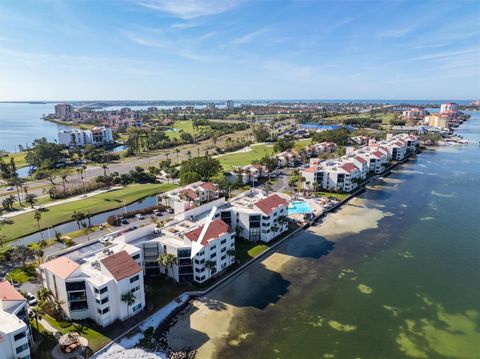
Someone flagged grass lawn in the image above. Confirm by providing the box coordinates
[3,151,28,168]
[218,143,275,171]
[7,264,36,283]
[235,240,269,263]
[165,120,210,140]
[43,314,110,352]
[0,183,176,242]
[31,322,58,359]
[315,191,350,200]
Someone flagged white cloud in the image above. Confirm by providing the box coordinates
[412,48,480,61]
[136,0,243,19]
[233,28,268,45]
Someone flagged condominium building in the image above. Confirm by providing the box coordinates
[113,189,289,283]
[232,164,269,184]
[58,127,113,147]
[160,181,222,218]
[0,281,32,359]
[55,103,74,119]
[227,190,289,243]
[206,103,216,111]
[226,100,234,109]
[302,159,363,193]
[440,103,458,113]
[39,242,145,327]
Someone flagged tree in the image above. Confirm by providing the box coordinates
[10,177,24,206]
[13,245,35,269]
[121,291,136,318]
[157,253,177,279]
[2,195,15,211]
[29,306,44,335]
[33,210,45,240]
[101,164,109,176]
[25,138,65,169]
[205,260,217,278]
[252,124,270,142]
[263,182,273,195]
[180,157,222,182]
[72,210,86,230]
[179,171,201,186]
[25,193,38,208]
[274,138,294,153]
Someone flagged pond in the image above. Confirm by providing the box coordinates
[13,195,159,246]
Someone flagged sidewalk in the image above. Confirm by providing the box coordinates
[39,318,61,339]
[2,187,124,219]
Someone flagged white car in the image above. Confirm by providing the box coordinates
[6,187,14,191]
[135,214,145,219]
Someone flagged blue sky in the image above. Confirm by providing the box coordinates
[0,0,479,100]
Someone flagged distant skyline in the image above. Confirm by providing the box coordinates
[0,0,479,101]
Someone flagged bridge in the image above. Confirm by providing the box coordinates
[454,129,480,134]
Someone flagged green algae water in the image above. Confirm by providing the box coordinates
[166,113,480,359]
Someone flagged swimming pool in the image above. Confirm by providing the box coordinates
[288,201,314,215]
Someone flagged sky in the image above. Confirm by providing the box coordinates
[0,0,479,101]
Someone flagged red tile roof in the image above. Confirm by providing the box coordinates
[0,281,25,301]
[355,156,367,164]
[302,166,319,173]
[255,194,288,215]
[101,250,141,281]
[341,162,357,173]
[199,182,217,191]
[185,219,231,246]
[179,188,198,200]
[372,151,385,158]
[40,256,80,280]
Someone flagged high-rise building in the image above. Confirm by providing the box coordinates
[206,103,216,111]
[226,100,234,109]
[55,103,74,119]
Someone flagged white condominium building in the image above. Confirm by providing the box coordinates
[118,216,236,284]
[58,127,113,147]
[302,159,363,193]
[0,281,32,359]
[227,189,289,243]
[39,242,145,327]
[113,189,289,283]
[160,181,222,218]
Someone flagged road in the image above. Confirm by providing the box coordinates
[0,127,255,201]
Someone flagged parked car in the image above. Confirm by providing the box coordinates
[166,208,174,214]
[152,209,161,216]
[135,214,145,220]
[121,218,129,225]
[6,187,14,191]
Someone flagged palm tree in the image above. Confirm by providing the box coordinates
[11,177,23,206]
[157,253,177,279]
[205,260,216,278]
[34,248,44,264]
[71,210,86,230]
[34,209,45,240]
[37,287,53,304]
[25,193,37,208]
[235,225,244,239]
[186,150,192,159]
[175,148,180,161]
[29,306,44,334]
[121,291,136,318]
[101,164,109,176]
[165,152,170,161]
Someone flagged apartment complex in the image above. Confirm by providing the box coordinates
[302,134,418,192]
[0,281,32,359]
[39,242,145,327]
[226,100,235,109]
[58,127,114,147]
[160,181,222,218]
[113,189,289,284]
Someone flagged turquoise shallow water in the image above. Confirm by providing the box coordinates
[288,201,314,215]
[166,112,480,359]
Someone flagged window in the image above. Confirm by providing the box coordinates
[210,252,217,258]
[221,255,226,261]
[130,286,140,293]
[132,254,140,260]
[132,303,142,312]
[130,275,139,283]
[96,286,108,294]
[221,247,226,253]
[16,343,29,354]
[220,239,226,245]
[101,297,109,304]
[14,331,26,341]
[194,258,205,265]
[210,245,216,251]
[98,307,110,315]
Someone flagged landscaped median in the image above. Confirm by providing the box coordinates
[0,183,177,242]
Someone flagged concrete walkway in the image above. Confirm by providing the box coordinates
[2,187,124,219]
[39,318,61,339]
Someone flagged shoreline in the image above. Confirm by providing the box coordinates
[94,149,421,358]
